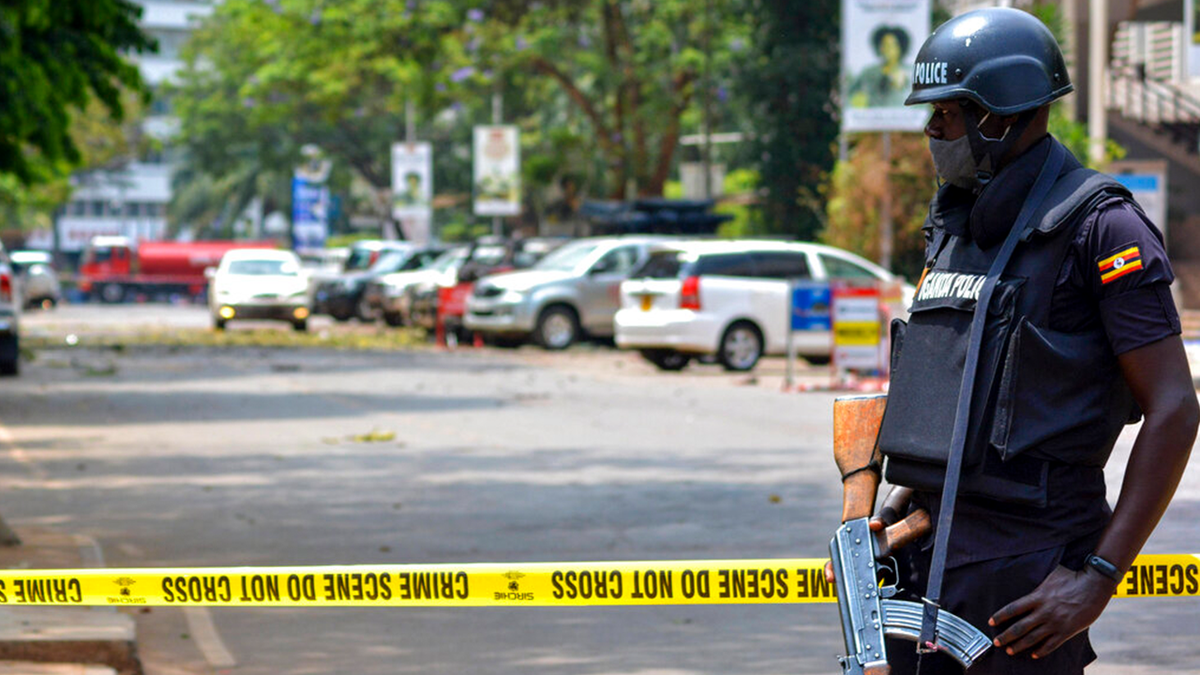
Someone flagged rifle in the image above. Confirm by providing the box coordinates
[829,394,991,673]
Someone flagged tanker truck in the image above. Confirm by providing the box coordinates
[77,236,276,303]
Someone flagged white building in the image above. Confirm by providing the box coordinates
[31,0,214,254]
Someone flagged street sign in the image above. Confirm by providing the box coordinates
[832,283,884,372]
[791,282,832,331]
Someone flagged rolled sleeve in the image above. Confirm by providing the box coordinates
[1098,283,1181,355]
[1074,200,1181,355]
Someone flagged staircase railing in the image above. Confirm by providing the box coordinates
[1109,58,1200,154]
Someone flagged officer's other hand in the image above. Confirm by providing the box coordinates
[988,564,1117,658]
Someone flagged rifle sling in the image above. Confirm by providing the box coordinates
[918,142,1068,651]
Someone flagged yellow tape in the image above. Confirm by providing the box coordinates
[0,554,1194,607]
[1115,554,1200,598]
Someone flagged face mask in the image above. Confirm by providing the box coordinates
[929,135,981,192]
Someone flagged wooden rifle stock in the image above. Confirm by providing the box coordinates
[833,394,888,522]
[833,394,931,554]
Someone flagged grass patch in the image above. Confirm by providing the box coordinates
[25,326,431,352]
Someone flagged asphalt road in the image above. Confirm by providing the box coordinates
[2,304,1199,674]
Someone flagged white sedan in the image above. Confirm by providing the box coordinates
[208,249,311,331]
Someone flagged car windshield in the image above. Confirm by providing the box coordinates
[429,248,469,273]
[370,250,410,273]
[344,247,380,272]
[227,259,299,276]
[630,250,685,279]
[533,242,601,272]
[11,252,51,266]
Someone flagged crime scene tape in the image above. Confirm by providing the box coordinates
[0,555,1196,607]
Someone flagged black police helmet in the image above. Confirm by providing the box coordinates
[904,7,1072,116]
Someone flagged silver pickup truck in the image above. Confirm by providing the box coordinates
[464,236,676,349]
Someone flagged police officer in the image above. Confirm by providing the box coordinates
[872,8,1199,674]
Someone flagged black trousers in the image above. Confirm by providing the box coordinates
[886,533,1101,675]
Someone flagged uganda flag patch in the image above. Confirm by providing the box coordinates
[1098,245,1143,285]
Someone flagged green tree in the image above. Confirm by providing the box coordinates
[0,0,154,184]
[480,1,751,198]
[172,0,470,236]
[731,0,840,239]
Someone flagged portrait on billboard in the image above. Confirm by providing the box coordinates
[841,0,930,133]
[391,142,433,218]
[846,24,912,109]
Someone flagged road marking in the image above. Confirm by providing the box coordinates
[184,607,237,668]
[0,424,48,481]
[74,534,106,568]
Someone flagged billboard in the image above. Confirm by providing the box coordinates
[391,142,433,245]
[292,147,331,254]
[473,126,521,216]
[1190,0,1200,79]
[841,0,930,133]
[291,176,329,254]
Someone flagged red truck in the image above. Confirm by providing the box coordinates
[78,236,277,303]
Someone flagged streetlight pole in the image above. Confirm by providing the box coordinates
[492,89,503,238]
[1088,0,1109,165]
[702,0,714,201]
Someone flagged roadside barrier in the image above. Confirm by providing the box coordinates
[0,554,1196,607]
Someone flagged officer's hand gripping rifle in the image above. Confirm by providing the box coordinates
[829,394,991,673]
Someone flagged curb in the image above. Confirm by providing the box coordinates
[0,529,140,675]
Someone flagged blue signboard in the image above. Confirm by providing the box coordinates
[292,176,329,254]
[791,282,832,331]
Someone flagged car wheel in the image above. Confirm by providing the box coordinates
[330,310,353,322]
[213,316,227,331]
[98,284,125,304]
[382,312,405,327]
[534,306,579,350]
[719,321,763,372]
[356,296,375,322]
[803,354,832,366]
[293,319,308,332]
[640,349,691,371]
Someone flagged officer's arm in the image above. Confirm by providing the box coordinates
[990,335,1198,658]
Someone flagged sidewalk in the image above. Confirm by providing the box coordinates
[0,528,138,675]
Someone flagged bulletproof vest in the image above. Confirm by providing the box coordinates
[878,150,1141,506]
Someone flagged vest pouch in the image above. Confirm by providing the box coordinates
[880,279,1023,492]
[990,319,1134,467]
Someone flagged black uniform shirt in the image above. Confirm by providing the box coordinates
[920,195,1182,568]
[1051,196,1180,352]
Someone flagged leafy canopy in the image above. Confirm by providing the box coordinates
[0,0,154,184]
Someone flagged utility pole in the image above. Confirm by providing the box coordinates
[492,90,503,238]
[406,98,415,143]
[702,0,714,201]
[1088,0,1109,165]
[879,132,893,271]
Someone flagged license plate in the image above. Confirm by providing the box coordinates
[640,295,652,311]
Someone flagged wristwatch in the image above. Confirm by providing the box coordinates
[1084,553,1124,581]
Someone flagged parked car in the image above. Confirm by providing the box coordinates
[378,247,470,327]
[0,243,21,375]
[406,238,514,334]
[314,246,444,322]
[614,240,913,371]
[402,237,569,341]
[9,250,61,309]
[208,249,311,331]
[465,236,674,349]
[305,241,408,311]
